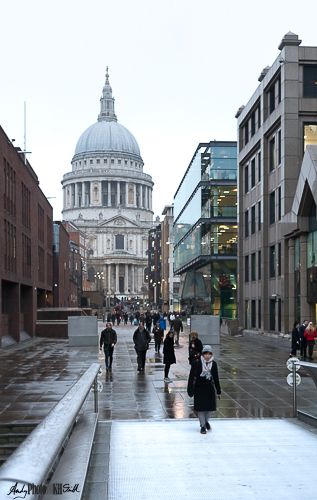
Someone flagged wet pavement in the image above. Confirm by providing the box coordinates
[0,323,317,423]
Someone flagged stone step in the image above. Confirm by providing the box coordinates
[0,443,19,456]
[0,433,29,444]
[0,422,38,434]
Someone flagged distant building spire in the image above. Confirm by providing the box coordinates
[98,68,117,122]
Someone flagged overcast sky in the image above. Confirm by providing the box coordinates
[1,0,316,220]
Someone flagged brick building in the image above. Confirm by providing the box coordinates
[0,126,53,348]
[53,222,70,308]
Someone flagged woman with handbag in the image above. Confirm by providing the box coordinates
[304,322,317,360]
[187,345,221,434]
[188,331,203,364]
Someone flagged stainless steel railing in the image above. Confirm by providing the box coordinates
[292,360,317,417]
[0,362,100,499]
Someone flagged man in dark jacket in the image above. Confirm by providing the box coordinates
[299,319,308,359]
[100,322,117,371]
[172,314,183,345]
[133,321,151,372]
[152,321,164,352]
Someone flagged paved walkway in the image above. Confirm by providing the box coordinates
[0,322,317,422]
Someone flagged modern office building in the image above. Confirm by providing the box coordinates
[173,141,237,317]
[61,69,154,301]
[236,32,317,335]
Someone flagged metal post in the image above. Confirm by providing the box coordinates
[293,360,297,418]
[94,375,98,413]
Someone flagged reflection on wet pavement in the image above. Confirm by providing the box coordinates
[0,324,317,423]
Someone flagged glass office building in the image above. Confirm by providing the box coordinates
[174,141,237,318]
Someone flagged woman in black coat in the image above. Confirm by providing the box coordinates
[163,330,176,382]
[290,321,300,358]
[187,345,221,434]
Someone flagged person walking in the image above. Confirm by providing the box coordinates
[152,321,164,353]
[163,329,176,382]
[129,313,134,325]
[290,321,300,358]
[133,320,151,372]
[188,331,203,364]
[299,319,308,359]
[172,314,183,345]
[159,313,166,333]
[304,322,317,360]
[187,345,221,434]
[100,322,117,371]
[124,312,128,325]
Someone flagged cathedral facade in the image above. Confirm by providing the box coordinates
[62,70,154,298]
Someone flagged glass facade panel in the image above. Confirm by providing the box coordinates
[201,186,237,219]
[174,146,204,221]
[174,222,237,272]
[178,261,237,318]
[174,188,201,245]
[304,124,317,151]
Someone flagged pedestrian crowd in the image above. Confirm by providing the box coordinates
[291,319,317,360]
[99,308,221,435]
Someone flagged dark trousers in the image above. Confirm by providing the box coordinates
[155,340,161,352]
[307,341,314,359]
[174,330,180,343]
[164,364,170,378]
[104,345,114,368]
[300,338,307,358]
[136,350,146,370]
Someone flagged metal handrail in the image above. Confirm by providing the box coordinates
[292,360,317,417]
[0,362,100,499]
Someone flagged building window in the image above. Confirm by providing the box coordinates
[251,253,256,281]
[270,137,276,171]
[258,201,261,231]
[245,210,249,238]
[118,159,121,164]
[97,159,100,164]
[258,104,261,129]
[278,242,281,277]
[90,159,93,164]
[115,235,124,250]
[251,300,256,328]
[251,205,255,234]
[258,151,261,182]
[245,165,249,193]
[258,250,261,280]
[270,299,276,331]
[270,245,275,278]
[269,77,281,114]
[245,300,250,329]
[251,112,255,137]
[270,191,275,225]
[125,160,128,165]
[251,158,255,188]
[111,159,114,164]
[245,255,249,283]
[258,299,261,329]
[278,130,281,165]
[278,187,281,221]
[304,124,317,151]
[84,160,87,165]
[244,121,249,146]
[303,66,317,98]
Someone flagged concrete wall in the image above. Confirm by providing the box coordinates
[190,315,220,345]
[68,316,98,346]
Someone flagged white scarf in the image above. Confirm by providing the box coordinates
[200,355,214,379]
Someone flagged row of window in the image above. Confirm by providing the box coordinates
[3,159,16,217]
[22,234,31,278]
[245,151,261,193]
[4,220,16,274]
[22,182,31,229]
[245,202,261,237]
[246,298,282,332]
[269,187,282,225]
[245,243,282,282]
[75,158,142,169]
